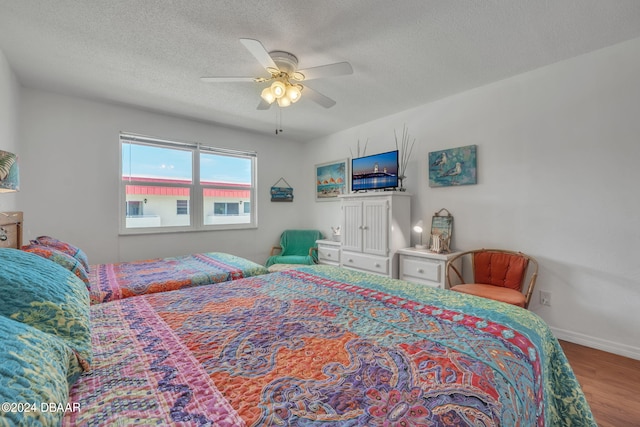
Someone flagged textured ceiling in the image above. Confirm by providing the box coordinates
[1,0,640,142]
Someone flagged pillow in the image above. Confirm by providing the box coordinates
[31,236,89,272]
[0,315,81,427]
[21,244,90,289]
[0,248,91,371]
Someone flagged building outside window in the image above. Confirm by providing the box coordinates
[120,133,256,234]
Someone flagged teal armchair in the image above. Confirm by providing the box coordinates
[265,230,324,268]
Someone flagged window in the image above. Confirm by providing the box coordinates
[214,202,240,216]
[126,201,143,216]
[120,133,256,234]
[176,200,189,215]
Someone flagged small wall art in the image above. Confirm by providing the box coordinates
[428,144,477,187]
[315,159,348,201]
[271,177,293,202]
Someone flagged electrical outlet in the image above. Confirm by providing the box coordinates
[540,290,551,307]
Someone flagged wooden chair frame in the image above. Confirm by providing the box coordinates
[446,248,539,309]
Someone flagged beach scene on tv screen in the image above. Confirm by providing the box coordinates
[352,151,398,191]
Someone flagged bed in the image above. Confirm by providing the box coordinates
[0,247,596,426]
[9,224,269,304]
[86,252,270,304]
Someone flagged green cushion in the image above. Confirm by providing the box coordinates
[266,255,315,267]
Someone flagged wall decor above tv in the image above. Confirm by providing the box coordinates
[351,150,399,192]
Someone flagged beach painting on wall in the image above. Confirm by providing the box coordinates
[428,145,477,187]
[316,159,348,201]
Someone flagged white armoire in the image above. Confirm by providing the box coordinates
[339,192,411,278]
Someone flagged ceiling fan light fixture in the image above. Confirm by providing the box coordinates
[287,84,302,103]
[260,87,276,104]
[271,80,286,98]
[276,96,291,107]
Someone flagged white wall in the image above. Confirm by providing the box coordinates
[17,88,311,264]
[304,37,640,359]
[0,49,20,211]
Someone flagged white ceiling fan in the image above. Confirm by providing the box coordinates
[201,38,353,109]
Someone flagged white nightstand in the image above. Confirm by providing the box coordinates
[397,248,463,289]
[316,239,341,266]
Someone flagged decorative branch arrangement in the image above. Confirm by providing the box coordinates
[395,124,415,189]
[349,138,368,158]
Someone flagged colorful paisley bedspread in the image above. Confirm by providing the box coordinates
[65,266,595,426]
[88,252,269,304]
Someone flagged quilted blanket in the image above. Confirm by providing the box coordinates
[65,266,595,426]
[88,252,269,304]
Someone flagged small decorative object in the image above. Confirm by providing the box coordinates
[331,226,341,242]
[270,177,293,202]
[349,138,368,158]
[428,145,477,187]
[429,208,453,253]
[315,159,348,201]
[430,234,443,253]
[395,124,415,191]
[0,150,19,193]
[412,220,426,249]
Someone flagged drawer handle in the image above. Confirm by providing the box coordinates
[417,268,424,273]
[348,259,354,263]
[327,253,332,257]
[375,263,380,268]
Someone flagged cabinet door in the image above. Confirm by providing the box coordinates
[362,199,389,256]
[341,200,362,253]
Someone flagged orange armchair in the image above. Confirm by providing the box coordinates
[446,249,539,309]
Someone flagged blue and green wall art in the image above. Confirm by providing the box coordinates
[428,145,477,187]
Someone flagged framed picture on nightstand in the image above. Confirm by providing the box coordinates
[429,209,453,253]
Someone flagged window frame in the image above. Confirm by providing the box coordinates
[119,133,257,235]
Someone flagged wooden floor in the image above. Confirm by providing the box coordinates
[559,340,640,426]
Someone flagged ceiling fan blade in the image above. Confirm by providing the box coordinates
[303,86,336,108]
[257,99,272,110]
[200,76,257,83]
[296,62,353,81]
[240,38,278,71]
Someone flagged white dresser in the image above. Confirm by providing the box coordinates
[397,248,463,289]
[339,192,411,278]
[316,239,341,266]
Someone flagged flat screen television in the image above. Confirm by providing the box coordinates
[351,150,399,191]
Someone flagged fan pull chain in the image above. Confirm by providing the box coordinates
[275,107,283,135]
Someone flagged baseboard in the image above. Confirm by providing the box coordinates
[551,327,640,361]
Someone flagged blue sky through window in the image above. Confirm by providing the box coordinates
[122,143,251,184]
[200,152,251,184]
